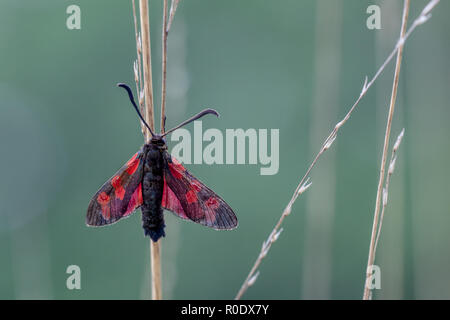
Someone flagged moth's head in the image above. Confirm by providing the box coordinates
[151,135,166,147]
[117,82,219,141]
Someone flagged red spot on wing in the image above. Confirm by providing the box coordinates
[111,175,121,188]
[97,192,110,205]
[97,192,111,219]
[115,187,125,201]
[168,165,182,179]
[111,175,125,200]
[191,180,202,192]
[186,190,198,204]
[125,183,143,217]
[126,153,140,175]
[101,205,111,219]
[205,197,220,210]
[168,157,186,180]
[162,177,188,219]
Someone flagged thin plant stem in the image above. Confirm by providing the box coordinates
[139,0,155,141]
[138,0,161,300]
[373,129,405,257]
[151,238,162,300]
[160,0,168,133]
[363,0,410,300]
[235,0,440,300]
[167,0,180,33]
[161,0,181,134]
[132,0,145,135]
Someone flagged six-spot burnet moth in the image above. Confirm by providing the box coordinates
[86,83,238,242]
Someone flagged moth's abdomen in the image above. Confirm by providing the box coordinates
[141,144,165,241]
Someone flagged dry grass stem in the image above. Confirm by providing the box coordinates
[135,0,181,301]
[132,0,145,135]
[134,0,161,300]
[160,0,168,133]
[167,0,181,33]
[235,0,440,300]
[363,0,410,300]
[139,0,155,141]
[373,129,405,257]
[151,238,162,300]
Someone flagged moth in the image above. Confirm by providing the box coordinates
[86,84,238,242]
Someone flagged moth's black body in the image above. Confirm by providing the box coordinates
[141,139,166,241]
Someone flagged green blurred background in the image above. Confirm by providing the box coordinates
[1,0,449,299]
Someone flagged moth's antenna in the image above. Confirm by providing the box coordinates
[161,108,220,137]
[117,83,155,138]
